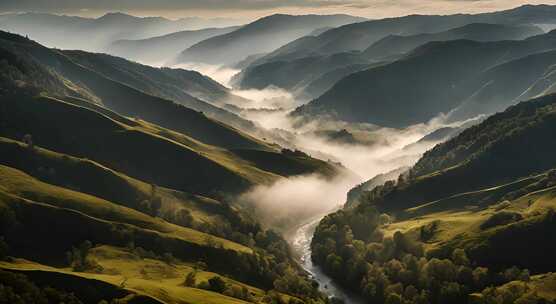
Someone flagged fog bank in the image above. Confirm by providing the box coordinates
[176,63,473,229]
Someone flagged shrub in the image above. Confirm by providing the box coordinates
[480,212,523,230]
[184,271,196,287]
[208,276,227,293]
[66,240,103,272]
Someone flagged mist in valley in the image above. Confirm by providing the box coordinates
[172,63,476,232]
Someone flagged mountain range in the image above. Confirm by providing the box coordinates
[293,29,556,127]
[106,26,240,65]
[234,23,543,100]
[176,14,367,65]
[259,5,556,64]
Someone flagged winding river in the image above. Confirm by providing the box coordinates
[291,216,365,304]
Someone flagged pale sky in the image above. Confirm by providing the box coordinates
[2,0,556,21]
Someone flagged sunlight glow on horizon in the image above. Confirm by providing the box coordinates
[3,0,556,23]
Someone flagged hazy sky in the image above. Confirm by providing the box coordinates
[2,0,556,21]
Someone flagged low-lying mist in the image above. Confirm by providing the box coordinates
[172,62,476,231]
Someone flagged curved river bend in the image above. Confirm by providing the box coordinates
[291,217,365,304]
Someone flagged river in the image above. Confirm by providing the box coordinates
[290,216,366,304]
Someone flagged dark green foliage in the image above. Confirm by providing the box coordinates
[0,269,83,304]
[207,276,227,293]
[223,284,253,302]
[184,271,197,287]
[357,94,556,213]
[411,94,556,179]
[311,206,538,304]
[66,240,103,273]
[419,221,439,242]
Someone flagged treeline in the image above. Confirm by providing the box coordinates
[0,269,83,304]
[311,205,553,304]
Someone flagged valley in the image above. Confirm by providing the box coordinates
[2,3,556,304]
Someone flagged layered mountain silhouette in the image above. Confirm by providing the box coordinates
[234,21,544,101]
[0,12,235,52]
[259,4,556,64]
[293,30,556,127]
[106,26,240,64]
[362,23,542,60]
[176,14,366,65]
[232,51,370,95]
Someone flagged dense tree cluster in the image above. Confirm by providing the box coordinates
[311,206,543,304]
[0,269,83,304]
[163,201,323,300]
[66,240,103,273]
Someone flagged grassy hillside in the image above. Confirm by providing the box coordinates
[0,31,341,189]
[1,244,307,304]
[0,168,326,302]
[0,136,250,229]
[309,92,556,304]
[0,30,268,151]
[62,50,253,126]
[0,94,259,197]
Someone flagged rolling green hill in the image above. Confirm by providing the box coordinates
[0,30,268,151]
[0,30,342,304]
[310,92,556,304]
[62,50,252,116]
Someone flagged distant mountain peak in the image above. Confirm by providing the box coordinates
[98,12,134,19]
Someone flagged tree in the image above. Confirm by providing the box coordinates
[452,249,470,266]
[208,276,227,293]
[473,267,489,290]
[66,240,101,272]
[175,209,194,227]
[385,293,403,304]
[184,271,196,287]
[149,184,162,216]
